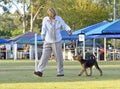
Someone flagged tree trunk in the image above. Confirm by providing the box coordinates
[30,1,34,32]
[30,13,33,32]
[23,1,26,33]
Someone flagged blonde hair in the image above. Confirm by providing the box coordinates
[47,8,57,18]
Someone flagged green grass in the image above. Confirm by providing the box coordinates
[0,60,120,89]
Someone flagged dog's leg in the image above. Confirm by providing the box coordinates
[85,68,89,76]
[78,68,89,76]
[94,62,102,76]
[78,68,85,76]
[88,67,92,76]
[78,64,88,76]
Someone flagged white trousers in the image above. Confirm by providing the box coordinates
[37,41,64,75]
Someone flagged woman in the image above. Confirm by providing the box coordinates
[34,8,72,77]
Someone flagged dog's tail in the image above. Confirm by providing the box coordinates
[94,61,102,76]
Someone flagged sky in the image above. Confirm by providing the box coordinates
[0,0,30,15]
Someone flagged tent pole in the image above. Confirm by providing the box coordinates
[113,39,116,61]
[35,34,38,71]
[113,0,116,61]
[83,39,85,59]
[75,40,78,55]
[14,44,17,61]
[96,47,99,61]
[29,45,33,60]
[93,38,95,55]
[104,37,107,61]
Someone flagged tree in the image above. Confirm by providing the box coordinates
[43,0,110,30]
[0,14,21,38]
[0,0,30,34]
[105,0,120,20]
[0,0,112,38]
[30,0,45,32]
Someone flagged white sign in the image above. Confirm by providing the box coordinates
[79,34,85,41]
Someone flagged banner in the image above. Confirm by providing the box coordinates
[79,34,85,41]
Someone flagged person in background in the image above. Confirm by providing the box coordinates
[34,8,72,77]
[85,48,93,60]
[100,46,104,60]
[2,45,6,59]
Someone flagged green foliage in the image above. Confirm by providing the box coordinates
[0,0,112,38]
[0,30,11,38]
[11,29,23,38]
[42,0,110,31]
[0,13,23,38]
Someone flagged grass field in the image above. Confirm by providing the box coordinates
[0,59,120,89]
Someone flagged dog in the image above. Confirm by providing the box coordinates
[73,55,102,76]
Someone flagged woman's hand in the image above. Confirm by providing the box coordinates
[41,34,45,41]
[68,30,72,35]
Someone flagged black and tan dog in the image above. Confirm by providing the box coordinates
[73,55,102,76]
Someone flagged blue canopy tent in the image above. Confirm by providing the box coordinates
[16,37,32,44]
[72,21,109,58]
[30,35,43,44]
[9,32,35,42]
[84,19,120,61]
[0,38,8,44]
[72,21,109,35]
[31,30,78,61]
[30,35,42,41]
[86,19,120,36]
[31,30,78,41]
[87,34,120,39]
[61,30,78,40]
[30,30,77,52]
[102,19,120,34]
[60,30,70,40]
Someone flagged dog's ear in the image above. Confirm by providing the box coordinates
[73,55,77,60]
[73,55,80,60]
